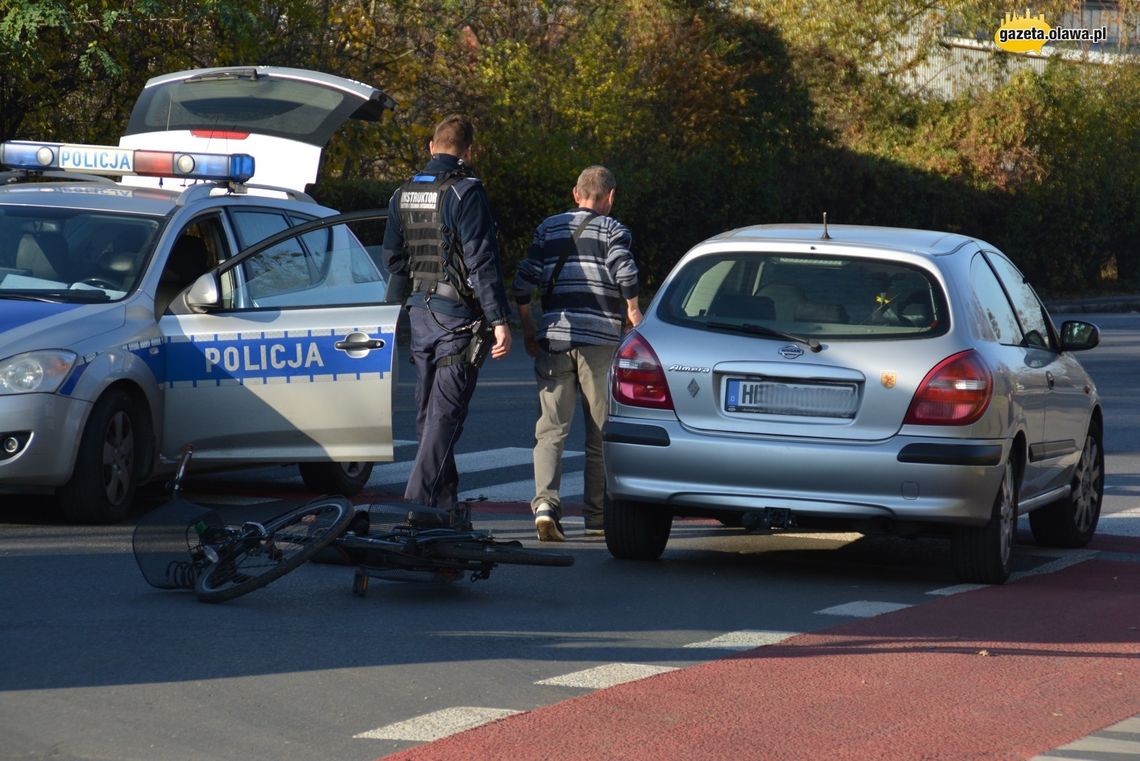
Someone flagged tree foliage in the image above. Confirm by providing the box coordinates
[4,0,1140,294]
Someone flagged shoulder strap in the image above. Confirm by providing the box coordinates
[545,212,598,300]
[432,173,479,307]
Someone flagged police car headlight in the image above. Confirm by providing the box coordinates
[0,350,77,394]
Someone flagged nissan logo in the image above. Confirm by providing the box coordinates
[778,344,804,359]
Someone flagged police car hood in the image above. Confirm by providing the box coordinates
[118,66,395,193]
[0,300,125,357]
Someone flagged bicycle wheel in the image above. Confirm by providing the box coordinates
[430,538,574,567]
[195,496,356,603]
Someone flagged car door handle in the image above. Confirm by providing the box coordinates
[1045,370,1055,389]
[335,333,386,352]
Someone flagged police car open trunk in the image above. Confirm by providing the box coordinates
[119,66,395,194]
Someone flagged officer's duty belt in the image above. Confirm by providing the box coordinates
[413,280,465,303]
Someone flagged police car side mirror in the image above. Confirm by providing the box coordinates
[185,273,221,312]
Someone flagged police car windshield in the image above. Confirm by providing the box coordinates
[0,209,158,300]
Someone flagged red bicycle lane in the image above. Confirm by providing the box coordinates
[379,549,1140,761]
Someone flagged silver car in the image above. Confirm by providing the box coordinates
[0,67,401,524]
[603,224,1103,583]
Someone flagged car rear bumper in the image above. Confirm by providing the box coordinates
[0,394,89,488]
[603,418,1009,527]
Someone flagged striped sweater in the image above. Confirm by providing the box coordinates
[511,208,640,349]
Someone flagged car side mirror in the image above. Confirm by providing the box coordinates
[185,272,220,312]
[1059,320,1099,351]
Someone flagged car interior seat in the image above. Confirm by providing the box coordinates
[90,225,151,290]
[95,250,142,290]
[755,282,805,321]
[16,231,70,281]
[793,301,849,324]
[707,292,776,321]
[897,293,934,326]
[156,235,212,313]
[886,272,934,327]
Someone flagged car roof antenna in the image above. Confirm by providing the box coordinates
[820,211,831,240]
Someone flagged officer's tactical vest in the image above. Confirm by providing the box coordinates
[397,170,475,303]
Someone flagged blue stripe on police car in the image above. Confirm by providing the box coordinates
[0,300,84,336]
[163,330,394,385]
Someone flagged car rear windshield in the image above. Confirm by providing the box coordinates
[126,73,365,146]
[657,252,949,339]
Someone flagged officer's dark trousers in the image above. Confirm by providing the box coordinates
[405,305,478,509]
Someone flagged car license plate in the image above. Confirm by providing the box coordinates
[724,378,858,418]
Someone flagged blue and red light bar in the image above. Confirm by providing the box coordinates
[0,141,255,183]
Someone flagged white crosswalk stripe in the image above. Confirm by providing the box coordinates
[461,473,583,502]
[374,443,585,502]
[815,600,914,617]
[534,663,678,689]
[1097,505,1140,536]
[354,706,521,742]
[368,446,535,486]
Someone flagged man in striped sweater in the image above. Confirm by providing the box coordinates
[511,166,642,541]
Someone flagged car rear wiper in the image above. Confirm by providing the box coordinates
[705,321,822,352]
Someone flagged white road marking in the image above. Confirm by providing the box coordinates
[369,447,582,488]
[354,706,521,742]
[398,379,535,388]
[183,494,281,505]
[1030,715,1140,761]
[1098,506,1140,536]
[684,630,800,650]
[462,473,584,502]
[927,583,989,596]
[815,600,914,617]
[535,663,678,689]
[1010,549,1098,581]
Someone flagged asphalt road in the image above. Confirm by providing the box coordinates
[1,312,1138,761]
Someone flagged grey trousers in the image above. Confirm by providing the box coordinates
[531,343,615,527]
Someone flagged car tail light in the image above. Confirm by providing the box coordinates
[612,332,673,410]
[904,350,992,426]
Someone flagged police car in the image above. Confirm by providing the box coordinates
[0,66,401,523]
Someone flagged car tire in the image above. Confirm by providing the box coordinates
[952,457,1017,584]
[604,495,671,560]
[1029,422,1104,548]
[298,461,374,496]
[58,389,141,524]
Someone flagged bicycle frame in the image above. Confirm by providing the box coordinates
[331,502,575,597]
[133,445,355,601]
[133,449,570,601]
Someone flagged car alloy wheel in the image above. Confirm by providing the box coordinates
[952,457,1017,584]
[1030,423,1104,548]
[59,389,141,524]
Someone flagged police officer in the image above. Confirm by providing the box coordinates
[382,115,512,518]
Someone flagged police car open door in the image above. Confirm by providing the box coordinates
[159,211,398,467]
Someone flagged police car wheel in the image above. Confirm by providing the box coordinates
[59,389,141,524]
[298,461,374,496]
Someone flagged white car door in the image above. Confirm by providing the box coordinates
[159,211,398,467]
